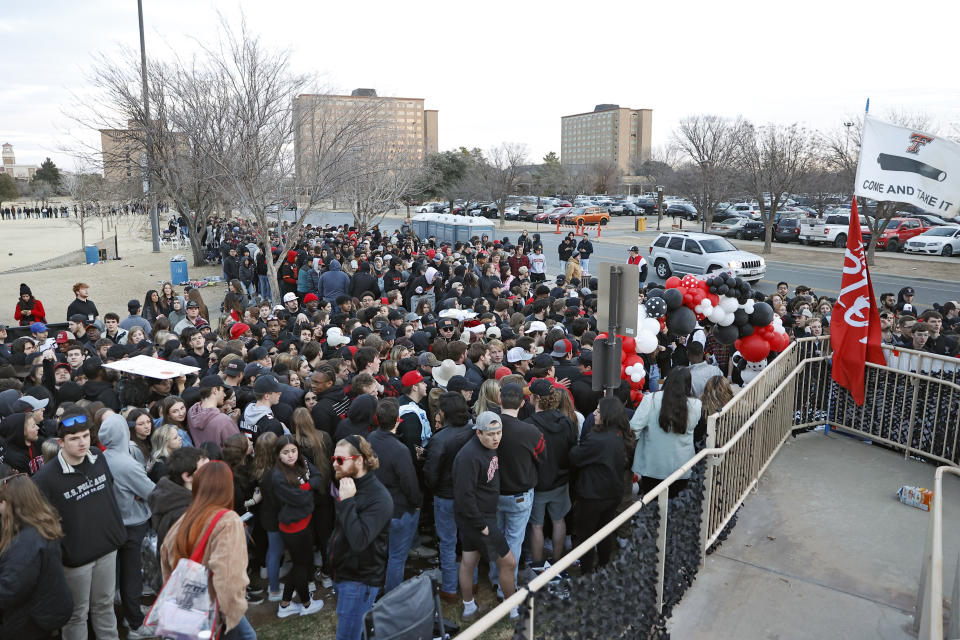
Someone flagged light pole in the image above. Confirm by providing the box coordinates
[698,160,713,233]
[138,0,160,252]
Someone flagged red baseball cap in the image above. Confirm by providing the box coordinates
[304,293,319,303]
[55,331,72,344]
[401,371,424,387]
[494,366,512,381]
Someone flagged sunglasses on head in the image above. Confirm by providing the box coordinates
[331,455,360,465]
[61,414,88,428]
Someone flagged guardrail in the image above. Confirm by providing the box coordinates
[915,466,960,639]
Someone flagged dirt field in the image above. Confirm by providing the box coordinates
[0,216,223,326]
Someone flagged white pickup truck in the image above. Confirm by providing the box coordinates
[798,213,873,247]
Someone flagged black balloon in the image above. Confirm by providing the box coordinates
[666,306,697,336]
[646,288,665,299]
[750,302,774,326]
[718,284,729,295]
[663,288,684,310]
[734,277,745,289]
[644,297,667,318]
[713,323,739,345]
[739,323,755,337]
[733,309,749,326]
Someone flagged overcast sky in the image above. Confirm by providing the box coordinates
[4,0,960,171]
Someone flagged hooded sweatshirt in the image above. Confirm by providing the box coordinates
[278,250,298,294]
[98,414,155,526]
[187,401,241,448]
[0,413,45,475]
[318,259,351,304]
[311,384,350,438]
[148,476,192,548]
[526,409,577,491]
[334,394,378,442]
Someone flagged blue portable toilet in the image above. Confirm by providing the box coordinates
[170,260,189,285]
[84,245,99,264]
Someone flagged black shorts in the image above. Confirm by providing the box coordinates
[456,516,510,559]
[530,272,546,283]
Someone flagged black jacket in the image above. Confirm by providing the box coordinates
[497,414,544,495]
[452,436,500,531]
[33,452,126,567]
[0,526,73,637]
[223,254,241,281]
[368,430,422,518]
[0,414,46,476]
[569,429,627,500]
[148,477,192,549]
[526,410,577,491]
[272,462,323,528]
[82,379,121,412]
[66,298,99,322]
[423,422,474,499]
[312,385,350,438]
[349,271,380,299]
[326,472,393,587]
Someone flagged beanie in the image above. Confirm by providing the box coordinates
[19,283,31,297]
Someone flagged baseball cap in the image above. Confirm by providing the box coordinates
[401,370,424,387]
[253,374,283,394]
[304,293,319,303]
[56,331,74,344]
[418,352,441,368]
[248,346,268,361]
[128,299,141,309]
[447,375,476,393]
[525,320,547,334]
[388,308,405,321]
[494,366,512,381]
[380,326,397,341]
[282,292,298,303]
[506,347,534,363]
[550,339,573,358]
[15,395,49,412]
[485,326,501,339]
[244,362,266,378]
[54,362,72,372]
[69,314,87,324]
[186,300,200,309]
[903,287,915,296]
[229,323,250,340]
[30,322,47,333]
[629,245,639,252]
[221,359,243,377]
[199,374,226,389]
[474,411,502,432]
[422,313,437,325]
[404,311,420,323]
[351,326,371,342]
[531,354,554,370]
[529,379,554,397]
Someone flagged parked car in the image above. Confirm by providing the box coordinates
[903,213,953,227]
[724,203,762,220]
[648,232,766,282]
[620,202,640,215]
[875,217,929,251]
[799,213,874,247]
[566,207,609,226]
[904,226,960,256]
[416,202,445,213]
[667,203,699,221]
[713,210,750,223]
[774,218,803,243]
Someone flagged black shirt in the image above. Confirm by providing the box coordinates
[496,414,544,495]
[452,436,499,531]
[66,298,99,322]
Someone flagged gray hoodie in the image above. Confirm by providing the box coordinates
[98,414,156,526]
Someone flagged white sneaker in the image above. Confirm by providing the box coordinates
[462,600,479,620]
[268,589,283,602]
[277,602,302,618]
[299,597,325,616]
[317,572,333,589]
[126,625,156,640]
[259,567,268,580]
[510,607,520,620]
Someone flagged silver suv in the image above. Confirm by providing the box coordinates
[648,231,767,282]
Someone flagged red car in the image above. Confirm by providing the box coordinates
[876,217,929,251]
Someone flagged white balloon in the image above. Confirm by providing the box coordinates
[635,332,658,354]
[709,307,726,323]
[718,314,736,327]
[641,318,661,335]
[630,373,644,383]
[638,304,648,320]
[740,299,755,314]
[720,297,739,313]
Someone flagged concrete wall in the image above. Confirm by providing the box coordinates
[2,235,118,274]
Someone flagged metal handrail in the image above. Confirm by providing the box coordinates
[917,466,960,639]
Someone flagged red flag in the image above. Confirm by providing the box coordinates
[830,199,885,405]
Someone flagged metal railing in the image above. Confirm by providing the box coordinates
[915,466,960,639]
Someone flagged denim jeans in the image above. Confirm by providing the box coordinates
[580,258,590,274]
[385,509,420,593]
[224,615,257,640]
[258,274,272,301]
[335,581,379,640]
[433,497,459,594]
[266,530,283,592]
[489,489,534,587]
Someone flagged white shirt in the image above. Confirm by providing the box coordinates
[530,253,546,274]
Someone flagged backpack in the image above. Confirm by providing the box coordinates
[143,510,229,640]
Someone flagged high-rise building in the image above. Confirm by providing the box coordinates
[560,105,652,173]
[293,89,438,182]
[99,128,141,186]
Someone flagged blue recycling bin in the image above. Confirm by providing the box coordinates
[170,260,189,285]
[84,245,99,264]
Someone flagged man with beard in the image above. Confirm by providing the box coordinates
[327,434,393,640]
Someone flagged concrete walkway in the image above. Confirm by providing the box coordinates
[668,431,960,640]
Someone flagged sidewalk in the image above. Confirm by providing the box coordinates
[668,432,960,640]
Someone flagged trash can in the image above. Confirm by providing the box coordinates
[84,245,99,264]
[170,260,188,285]
[635,217,647,232]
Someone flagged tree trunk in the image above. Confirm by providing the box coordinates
[764,219,773,254]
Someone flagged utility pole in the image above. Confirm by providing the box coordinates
[138,0,160,252]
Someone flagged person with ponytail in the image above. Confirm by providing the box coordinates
[160,461,253,640]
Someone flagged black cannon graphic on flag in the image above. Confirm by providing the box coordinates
[877,153,947,182]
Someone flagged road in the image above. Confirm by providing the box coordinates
[295,210,960,308]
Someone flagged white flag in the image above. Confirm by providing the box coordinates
[855,117,960,217]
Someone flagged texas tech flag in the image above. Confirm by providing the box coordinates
[855,116,960,217]
[830,199,885,405]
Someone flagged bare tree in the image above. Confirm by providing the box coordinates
[64,160,104,250]
[584,160,621,194]
[479,142,528,228]
[740,123,815,253]
[673,115,749,228]
[338,132,422,233]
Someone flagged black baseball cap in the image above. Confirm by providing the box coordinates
[199,374,226,389]
[447,375,476,393]
[253,374,283,394]
[186,300,200,309]
[69,314,87,324]
[223,360,244,377]
[529,379,554,397]
[380,326,397,341]
[531,354,554,369]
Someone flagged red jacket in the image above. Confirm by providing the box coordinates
[508,254,530,277]
[15,300,46,325]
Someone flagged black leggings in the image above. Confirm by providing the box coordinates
[572,496,620,573]
[639,476,688,499]
[280,527,314,603]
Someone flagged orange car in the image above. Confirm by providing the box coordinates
[567,206,610,226]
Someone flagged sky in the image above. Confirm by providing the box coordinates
[4,0,960,171]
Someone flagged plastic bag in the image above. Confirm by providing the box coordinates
[144,557,219,640]
[140,530,162,595]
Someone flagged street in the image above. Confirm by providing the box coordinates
[298,210,960,308]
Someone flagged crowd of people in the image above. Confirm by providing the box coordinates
[0,216,956,640]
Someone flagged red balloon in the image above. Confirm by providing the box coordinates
[739,334,771,362]
[697,280,710,292]
[622,354,641,368]
[597,332,608,341]
[690,290,705,304]
[620,336,636,354]
[665,276,682,289]
[683,293,693,305]
[707,293,720,306]
[772,331,791,352]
